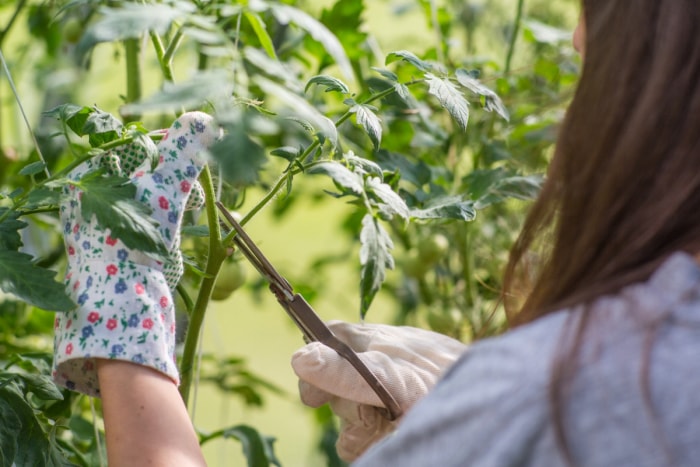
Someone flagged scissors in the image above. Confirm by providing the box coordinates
[215,202,402,421]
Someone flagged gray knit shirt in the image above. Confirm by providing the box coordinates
[355,252,700,467]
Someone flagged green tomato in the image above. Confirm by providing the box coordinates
[211,261,246,301]
[63,17,83,44]
[402,253,430,279]
[426,308,462,334]
[418,233,450,263]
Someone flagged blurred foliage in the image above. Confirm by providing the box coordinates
[0,0,578,465]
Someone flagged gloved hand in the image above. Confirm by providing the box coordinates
[52,111,220,397]
[291,321,467,462]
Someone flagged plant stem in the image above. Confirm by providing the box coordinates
[124,38,142,122]
[504,0,525,74]
[178,164,225,406]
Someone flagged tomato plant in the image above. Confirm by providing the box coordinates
[0,0,578,465]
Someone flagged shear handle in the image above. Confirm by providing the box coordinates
[281,291,404,421]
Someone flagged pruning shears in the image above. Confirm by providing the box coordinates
[215,202,403,421]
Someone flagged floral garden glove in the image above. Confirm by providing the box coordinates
[291,321,467,462]
[52,111,219,397]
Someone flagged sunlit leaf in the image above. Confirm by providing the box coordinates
[305,75,350,94]
[366,177,409,220]
[359,214,394,317]
[121,70,234,114]
[425,73,470,130]
[76,3,188,60]
[83,108,123,146]
[523,19,572,45]
[308,161,363,195]
[0,250,74,312]
[351,104,382,149]
[244,12,277,59]
[257,77,338,147]
[455,69,509,121]
[372,67,399,82]
[345,152,383,177]
[271,4,354,83]
[410,195,476,221]
[386,50,432,72]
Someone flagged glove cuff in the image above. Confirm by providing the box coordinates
[53,261,179,397]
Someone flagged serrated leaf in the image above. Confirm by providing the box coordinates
[270,146,300,162]
[209,125,267,187]
[305,75,350,94]
[43,104,92,138]
[271,5,354,83]
[455,69,509,121]
[351,104,382,149]
[371,67,399,82]
[244,12,277,59]
[77,172,168,260]
[76,3,187,60]
[15,374,63,401]
[425,73,470,130]
[475,175,543,209]
[345,152,383,177]
[83,109,123,147]
[0,209,26,250]
[221,424,280,467]
[257,77,338,147]
[308,161,363,195]
[386,50,432,72]
[0,396,20,467]
[23,187,61,211]
[0,250,74,312]
[366,177,409,220]
[410,195,476,221]
[359,214,394,317]
[19,161,46,176]
[122,70,234,114]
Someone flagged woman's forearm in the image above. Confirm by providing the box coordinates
[96,359,206,467]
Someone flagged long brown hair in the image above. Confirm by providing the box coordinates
[503,1,700,463]
[504,0,700,324]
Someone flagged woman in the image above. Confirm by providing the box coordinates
[53,0,700,465]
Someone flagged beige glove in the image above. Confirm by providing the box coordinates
[291,320,467,462]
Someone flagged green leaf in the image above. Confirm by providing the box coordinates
[309,161,363,195]
[0,209,26,250]
[23,187,61,210]
[372,67,399,82]
[221,424,280,467]
[77,172,168,260]
[351,104,382,149]
[43,104,92,137]
[410,196,476,221]
[82,109,123,147]
[209,124,267,187]
[0,396,20,467]
[365,177,409,220]
[425,73,470,130]
[270,146,300,162]
[19,161,46,176]
[257,77,338,147]
[386,50,433,72]
[305,75,350,95]
[15,373,64,401]
[475,175,543,209]
[359,214,394,317]
[455,69,509,121]
[0,250,75,312]
[345,152,383,177]
[1,383,52,467]
[271,4,354,83]
[244,12,277,59]
[522,19,572,45]
[181,225,210,237]
[76,3,187,60]
[121,70,234,115]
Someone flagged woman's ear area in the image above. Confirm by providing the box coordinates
[573,13,585,56]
